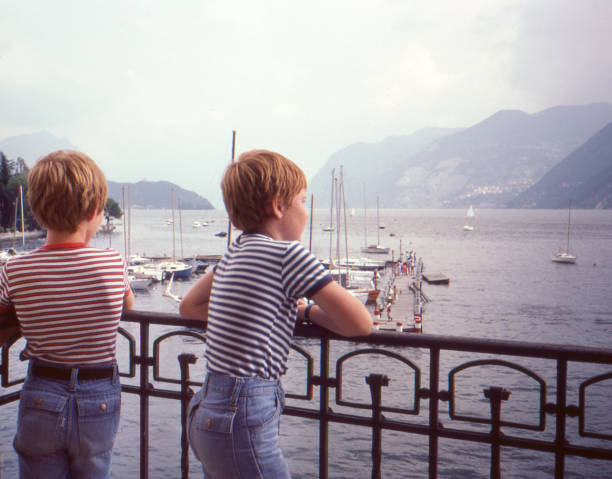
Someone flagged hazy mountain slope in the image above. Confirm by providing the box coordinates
[0,131,78,162]
[510,121,612,209]
[386,103,612,208]
[108,181,213,210]
[309,127,460,208]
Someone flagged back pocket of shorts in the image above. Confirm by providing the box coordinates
[77,393,121,456]
[14,389,67,455]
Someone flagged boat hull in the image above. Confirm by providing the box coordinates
[552,253,576,264]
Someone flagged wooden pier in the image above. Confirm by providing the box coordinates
[372,258,427,333]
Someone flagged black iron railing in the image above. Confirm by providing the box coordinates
[2,309,612,478]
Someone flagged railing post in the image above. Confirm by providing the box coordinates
[555,359,568,479]
[179,353,197,479]
[484,386,511,479]
[366,373,389,479]
[319,337,330,479]
[139,320,150,479]
[429,347,440,479]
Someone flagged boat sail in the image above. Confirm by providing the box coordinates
[552,200,576,264]
[463,205,475,231]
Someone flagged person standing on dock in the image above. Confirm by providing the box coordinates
[180,149,371,478]
[0,150,134,479]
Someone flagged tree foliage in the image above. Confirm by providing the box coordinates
[0,152,35,232]
[104,198,123,224]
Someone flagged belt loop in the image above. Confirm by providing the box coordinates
[69,368,78,391]
[230,377,243,407]
[112,363,119,385]
[203,373,210,396]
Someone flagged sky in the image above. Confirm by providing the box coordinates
[1,0,611,207]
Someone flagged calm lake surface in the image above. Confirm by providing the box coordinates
[1,208,611,478]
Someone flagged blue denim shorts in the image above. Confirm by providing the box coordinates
[188,372,290,479]
[14,361,121,479]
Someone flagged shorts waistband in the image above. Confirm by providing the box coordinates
[31,363,115,381]
[204,372,280,399]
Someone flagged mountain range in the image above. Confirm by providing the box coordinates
[509,120,612,209]
[309,102,612,208]
[107,181,213,210]
[3,102,612,209]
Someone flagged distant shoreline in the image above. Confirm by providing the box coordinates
[0,230,45,244]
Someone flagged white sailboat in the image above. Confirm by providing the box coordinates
[362,195,389,254]
[463,205,475,231]
[552,200,576,264]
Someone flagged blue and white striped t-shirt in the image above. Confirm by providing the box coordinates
[205,232,332,379]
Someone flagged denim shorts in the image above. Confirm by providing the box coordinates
[187,372,290,479]
[13,361,121,479]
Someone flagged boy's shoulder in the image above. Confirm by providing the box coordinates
[5,244,123,266]
[237,233,303,252]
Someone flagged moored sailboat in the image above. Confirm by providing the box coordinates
[463,205,475,231]
[552,200,576,264]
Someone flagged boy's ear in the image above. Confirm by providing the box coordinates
[87,203,101,220]
[266,199,284,219]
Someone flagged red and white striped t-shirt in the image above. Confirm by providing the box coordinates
[0,243,131,365]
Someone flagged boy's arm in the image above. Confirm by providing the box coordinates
[179,269,213,322]
[123,290,135,311]
[301,281,372,337]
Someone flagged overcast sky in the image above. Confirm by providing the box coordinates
[1,0,611,207]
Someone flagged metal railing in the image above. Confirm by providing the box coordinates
[2,309,612,478]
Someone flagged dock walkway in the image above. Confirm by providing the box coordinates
[373,259,425,333]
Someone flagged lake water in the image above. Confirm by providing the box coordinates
[1,208,611,478]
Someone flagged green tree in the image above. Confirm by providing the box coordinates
[104,198,123,226]
[0,152,9,186]
[0,152,10,229]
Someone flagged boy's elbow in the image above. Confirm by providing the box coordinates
[355,319,372,336]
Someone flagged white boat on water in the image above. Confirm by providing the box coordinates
[127,253,150,265]
[361,244,390,254]
[552,252,576,264]
[128,264,164,282]
[463,205,475,231]
[129,275,152,291]
[552,200,576,264]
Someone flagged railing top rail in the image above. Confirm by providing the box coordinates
[117,310,612,365]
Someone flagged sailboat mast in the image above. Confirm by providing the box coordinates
[179,199,184,260]
[227,130,236,247]
[127,185,132,259]
[376,196,380,246]
[363,183,367,247]
[122,186,127,258]
[567,199,572,252]
[19,185,25,247]
[340,166,350,283]
[328,168,335,269]
[308,194,314,251]
[171,188,176,261]
[335,176,340,267]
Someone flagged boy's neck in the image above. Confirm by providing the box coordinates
[45,225,90,246]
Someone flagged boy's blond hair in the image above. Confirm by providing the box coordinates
[27,150,108,233]
[222,149,307,231]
